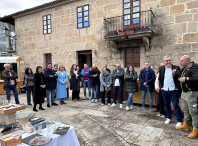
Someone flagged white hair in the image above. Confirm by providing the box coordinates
[163,56,171,61]
[4,64,10,68]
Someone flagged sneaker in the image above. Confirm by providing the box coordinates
[101,103,104,106]
[176,122,183,127]
[130,106,133,110]
[126,106,129,111]
[149,108,153,112]
[108,103,111,106]
[120,104,123,109]
[47,104,51,108]
[89,97,91,100]
[141,107,145,110]
[165,118,171,124]
[111,103,116,107]
[52,102,58,106]
[83,97,87,100]
[91,99,94,103]
[95,99,98,103]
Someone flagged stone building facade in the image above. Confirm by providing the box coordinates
[0,0,198,77]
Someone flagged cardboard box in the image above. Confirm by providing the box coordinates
[1,135,22,146]
[0,104,25,114]
[0,113,16,125]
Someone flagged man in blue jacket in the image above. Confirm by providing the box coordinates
[81,64,91,100]
[139,61,155,111]
[44,63,58,107]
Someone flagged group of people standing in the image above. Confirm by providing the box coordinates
[2,54,198,139]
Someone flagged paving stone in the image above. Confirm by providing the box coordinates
[134,134,159,146]
[156,138,172,146]
[150,128,164,137]
[126,132,140,144]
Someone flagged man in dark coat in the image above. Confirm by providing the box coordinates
[88,64,100,103]
[139,61,155,111]
[159,56,182,127]
[2,64,20,104]
[44,63,58,107]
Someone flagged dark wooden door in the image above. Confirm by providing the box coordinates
[78,55,87,70]
[125,47,140,68]
[45,54,52,67]
[123,0,141,29]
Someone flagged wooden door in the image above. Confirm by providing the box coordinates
[45,54,52,67]
[125,47,140,68]
[123,0,141,29]
[78,55,87,70]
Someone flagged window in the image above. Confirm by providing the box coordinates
[123,0,141,27]
[77,5,89,29]
[43,14,52,34]
[125,47,140,68]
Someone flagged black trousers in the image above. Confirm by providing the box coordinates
[27,86,33,104]
[102,91,111,104]
[159,91,166,115]
[33,103,42,109]
[67,88,69,98]
[72,91,80,100]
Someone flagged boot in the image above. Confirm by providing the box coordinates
[188,127,198,139]
[176,122,190,131]
[62,101,66,104]
[60,101,63,105]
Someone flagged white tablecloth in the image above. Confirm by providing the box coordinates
[19,126,80,146]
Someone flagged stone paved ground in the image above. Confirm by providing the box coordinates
[1,91,198,146]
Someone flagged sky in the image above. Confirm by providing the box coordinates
[0,0,54,17]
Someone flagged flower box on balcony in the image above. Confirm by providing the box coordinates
[126,28,134,35]
[106,31,118,37]
[118,29,126,35]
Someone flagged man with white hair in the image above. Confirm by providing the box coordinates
[159,56,182,127]
[81,64,91,100]
[2,64,20,104]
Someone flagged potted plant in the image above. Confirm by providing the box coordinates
[135,26,143,33]
[144,26,150,31]
[118,29,126,35]
[106,30,118,37]
[126,28,134,35]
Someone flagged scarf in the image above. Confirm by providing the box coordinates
[102,71,110,85]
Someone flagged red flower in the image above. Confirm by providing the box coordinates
[142,26,145,28]
[114,30,117,33]
[145,26,148,28]
[123,29,126,31]
[119,30,122,32]
[108,31,111,33]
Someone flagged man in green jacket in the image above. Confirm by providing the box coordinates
[111,63,125,108]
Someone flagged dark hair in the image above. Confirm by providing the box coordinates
[47,62,52,66]
[70,64,76,71]
[25,68,33,75]
[36,66,42,73]
[54,64,58,67]
[126,65,134,73]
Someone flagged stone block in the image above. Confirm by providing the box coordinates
[155,15,174,25]
[188,22,197,33]
[104,4,117,11]
[187,1,198,9]
[176,14,192,23]
[194,13,198,21]
[162,23,187,35]
[97,11,107,18]
[61,18,70,24]
[170,4,184,14]
[162,44,191,54]
[160,0,176,7]
[192,43,198,51]
[177,0,191,3]
[134,134,159,146]
[87,35,96,42]
[183,33,198,43]
[154,7,170,16]
[151,35,167,47]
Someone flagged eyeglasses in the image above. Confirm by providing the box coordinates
[116,66,120,67]
[165,60,171,62]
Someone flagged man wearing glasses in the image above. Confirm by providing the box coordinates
[111,63,125,108]
[176,55,198,139]
[159,56,183,127]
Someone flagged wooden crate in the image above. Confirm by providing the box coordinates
[1,135,22,146]
[0,104,25,114]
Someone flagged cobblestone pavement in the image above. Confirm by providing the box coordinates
[0,91,198,146]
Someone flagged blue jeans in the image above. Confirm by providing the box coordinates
[113,85,123,104]
[162,90,182,122]
[5,85,19,104]
[127,93,133,106]
[46,89,55,104]
[83,81,91,97]
[92,84,98,99]
[142,86,153,108]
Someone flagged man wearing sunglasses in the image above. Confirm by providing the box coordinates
[176,55,198,139]
[159,56,183,127]
[111,63,125,108]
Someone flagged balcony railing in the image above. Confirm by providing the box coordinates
[104,9,155,39]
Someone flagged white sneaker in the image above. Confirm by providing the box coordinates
[141,107,145,110]
[91,99,94,103]
[120,104,123,109]
[83,97,87,100]
[89,97,91,100]
[111,103,116,107]
[126,106,129,111]
[108,103,111,106]
[165,118,171,124]
[176,122,182,127]
[101,103,104,106]
[130,106,133,110]
[95,99,98,103]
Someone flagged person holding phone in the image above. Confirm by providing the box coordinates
[159,56,183,127]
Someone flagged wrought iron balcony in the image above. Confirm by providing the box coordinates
[104,9,155,41]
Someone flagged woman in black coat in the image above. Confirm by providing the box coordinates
[124,65,139,111]
[70,64,82,102]
[33,66,46,112]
